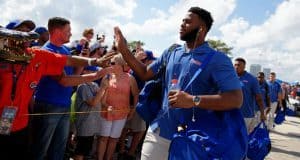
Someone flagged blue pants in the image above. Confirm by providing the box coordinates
[32,101,70,160]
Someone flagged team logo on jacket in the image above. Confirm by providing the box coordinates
[30,81,38,89]
[190,58,201,66]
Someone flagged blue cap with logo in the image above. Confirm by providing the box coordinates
[144,50,156,60]
[6,19,36,31]
[34,26,48,35]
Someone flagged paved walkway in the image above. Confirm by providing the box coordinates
[265,115,300,160]
[72,113,300,160]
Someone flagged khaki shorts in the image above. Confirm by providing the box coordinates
[141,129,170,160]
[244,117,256,134]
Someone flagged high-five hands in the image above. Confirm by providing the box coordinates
[113,27,129,54]
[96,50,117,67]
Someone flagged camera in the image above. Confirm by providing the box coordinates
[84,41,89,49]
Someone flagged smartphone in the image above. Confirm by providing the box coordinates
[84,42,89,49]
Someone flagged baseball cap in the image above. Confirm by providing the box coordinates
[144,50,156,60]
[6,19,36,31]
[34,26,48,35]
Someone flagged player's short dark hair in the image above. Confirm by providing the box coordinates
[257,72,265,77]
[270,72,276,76]
[188,7,214,32]
[235,57,246,65]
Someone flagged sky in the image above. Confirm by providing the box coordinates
[0,0,299,82]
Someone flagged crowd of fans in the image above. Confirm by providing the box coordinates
[1,6,299,160]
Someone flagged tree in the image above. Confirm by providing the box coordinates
[207,39,233,55]
[127,40,145,52]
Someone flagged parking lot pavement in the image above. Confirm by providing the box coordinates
[265,115,300,160]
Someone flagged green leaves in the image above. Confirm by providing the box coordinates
[207,39,233,55]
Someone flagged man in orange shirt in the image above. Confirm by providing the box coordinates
[0,20,114,160]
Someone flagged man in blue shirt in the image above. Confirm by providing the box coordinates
[31,17,114,160]
[255,72,271,125]
[267,72,282,129]
[234,58,266,133]
[0,19,113,160]
[114,7,247,160]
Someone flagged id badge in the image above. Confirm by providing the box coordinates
[0,106,18,135]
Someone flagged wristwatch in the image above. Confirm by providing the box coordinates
[193,95,201,106]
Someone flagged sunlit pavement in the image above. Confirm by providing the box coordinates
[265,115,300,160]
[71,113,300,160]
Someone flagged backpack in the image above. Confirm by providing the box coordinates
[136,44,180,123]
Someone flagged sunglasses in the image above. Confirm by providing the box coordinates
[110,62,116,65]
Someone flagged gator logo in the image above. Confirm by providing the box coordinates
[191,58,201,66]
[29,81,38,89]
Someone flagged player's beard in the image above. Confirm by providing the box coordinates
[180,28,199,42]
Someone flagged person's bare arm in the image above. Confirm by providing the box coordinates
[56,73,98,87]
[266,95,271,113]
[278,89,283,107]
[114,27,154,81]
[65,50,116,68]
[255,94,266,120]
[168,89,243,111]
[129,75,139,108]
[53,68,111,87]
[85,85,107,107]
[98,75,110,108]
[127,75,140,120]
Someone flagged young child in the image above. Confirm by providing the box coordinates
[73,66,107,160]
